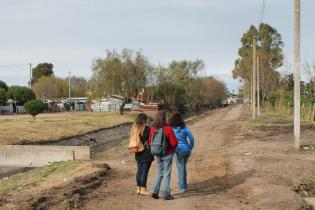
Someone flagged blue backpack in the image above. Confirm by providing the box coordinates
[150,128,168,157]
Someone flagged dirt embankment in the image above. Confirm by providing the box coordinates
[2,104,315,210]
[0,123,132,180]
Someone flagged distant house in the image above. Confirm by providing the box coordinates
[63,97,89,111]
[91,95,133,112]
[42,99,62,112]
[0,99,25,115]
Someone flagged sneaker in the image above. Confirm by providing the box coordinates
[163,195,175,200]
[173,188,186,194]
[179,189,186,193]
[151,193,159,199]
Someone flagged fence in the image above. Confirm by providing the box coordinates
[91,103,132,112]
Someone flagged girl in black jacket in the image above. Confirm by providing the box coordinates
[131,113,154,195]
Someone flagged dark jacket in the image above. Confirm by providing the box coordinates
[135,126,154,162]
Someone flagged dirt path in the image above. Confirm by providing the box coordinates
[81,104,315,210]
[3,105,315,209]
[78,105,268,209]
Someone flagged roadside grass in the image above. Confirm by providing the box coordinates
[248,118,263,124]
[265,110,292,121]
[0,111,137,145]
[120,138,129,148]
[0,161,80,197]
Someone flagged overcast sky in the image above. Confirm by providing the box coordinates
[0,0,314,92]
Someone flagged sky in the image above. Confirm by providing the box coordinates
[0,0,314,92]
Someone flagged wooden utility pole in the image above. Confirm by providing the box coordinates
[252,38,257,119]
[250,77,253,110]
[294,0,301,149]
[29,63,32,89]
[257,56,260,116]
[68,71,71,111]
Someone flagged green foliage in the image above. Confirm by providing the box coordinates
[90,49,227,113]
[90,49,151,98]
[147,81,187,111]
[32,76,68,99]
[6,86,35,105]
[24,100,45,120]
[146,61,226,112]
[279,73,294,91]
[0,88,6,103]
[266,90,294,107]
[0,161,79,197]
[233,23,284,100]
[0,80,8,92]
[120,139,129,148]
[32,63,54,84]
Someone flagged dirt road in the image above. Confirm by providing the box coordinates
[80,104,311,210]
[3,104,315,209]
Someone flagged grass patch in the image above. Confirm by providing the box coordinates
[120,138,129,148]
[0,161,79,196]
[248,118,263,124]
[294,167,315,198]
[0,111,137,145]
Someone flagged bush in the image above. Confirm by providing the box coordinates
[0,80,8,92]
[24,100,45,120]
[6,86,35,105]
[0,88,6,103]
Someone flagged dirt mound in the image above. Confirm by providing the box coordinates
[1,163,111,210]
[295,179,315,198]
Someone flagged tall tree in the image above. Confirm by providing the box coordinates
[32,76,68,99]
[304,62,315,97]
[32,63,54,84]
[233,23,284,100]
[168,60,205,89]
[90,49,152,98]
[68,76,88,97]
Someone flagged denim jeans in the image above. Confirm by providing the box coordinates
[136,161,152,187]
[151,154,173,198]
[175,150,191,191]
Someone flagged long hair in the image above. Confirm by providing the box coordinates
[152,110,167,129]
[130,113,148,136]
[168,112,185,128]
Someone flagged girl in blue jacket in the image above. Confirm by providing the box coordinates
[168,112,195,192]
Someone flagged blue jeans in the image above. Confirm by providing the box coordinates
[136,161,152,187]
[151,154,173,198]
[175,150,191,191]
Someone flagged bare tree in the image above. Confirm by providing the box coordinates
[304,61,315,97]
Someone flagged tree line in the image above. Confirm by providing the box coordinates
[89,49,227,112]
[233,23,315,121]
[1,50,228,113]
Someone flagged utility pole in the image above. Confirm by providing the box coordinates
[68,71,71,111]
[294,0,301,149]
[252,38,257,119]
[257,56,260,117]
[250,77,253,110]
[29,63,32,89]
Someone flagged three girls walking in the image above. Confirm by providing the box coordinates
[130,111,195,200]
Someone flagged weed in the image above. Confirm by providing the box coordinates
[0,161,79,196]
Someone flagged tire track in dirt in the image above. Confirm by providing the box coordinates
[81,105,253,210]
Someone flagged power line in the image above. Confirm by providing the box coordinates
[0,63,30,68]
[258,0,267,25]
